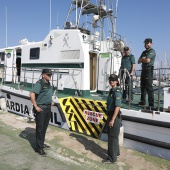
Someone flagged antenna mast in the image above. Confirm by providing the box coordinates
[114,0,119,36]
[100,0,104,41]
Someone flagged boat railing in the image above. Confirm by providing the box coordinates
[0,65,20,86]
[0,65,83,95]
[65,0,123,51]
[119,68,132,110]
[1,65,170,112]
[119,67,170,112]
[79,25,123,52]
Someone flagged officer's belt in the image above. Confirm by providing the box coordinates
[142,66,154,70]
[121,69,131,72]
[107,111,121,118]
[38,104,51,108]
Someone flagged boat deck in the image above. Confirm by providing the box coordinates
[2,82,164,112]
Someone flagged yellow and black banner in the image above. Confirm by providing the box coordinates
[59,97,107,139]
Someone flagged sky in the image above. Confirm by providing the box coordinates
[0,0,170,69]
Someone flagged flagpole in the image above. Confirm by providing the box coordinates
[5,6,8,47]
[49,0,51,31]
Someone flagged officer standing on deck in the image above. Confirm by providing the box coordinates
[138,38,156,107]
[120,46,135,102]
[30,69,54,156]
[102,74,121,164]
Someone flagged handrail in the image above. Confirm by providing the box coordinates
[120,67,170,111]
[158,68,161,111]
[0,64,170,111]
[119,68,132,110]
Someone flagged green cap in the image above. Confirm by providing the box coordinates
[109,74,118,81]
[144,38,152,43]
[42,69,52,75]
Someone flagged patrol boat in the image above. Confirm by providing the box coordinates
[0,0,170,160]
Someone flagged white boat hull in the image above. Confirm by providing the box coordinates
[0,86,69,130]
[0,85,170,160]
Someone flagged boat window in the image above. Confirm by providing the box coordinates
[0,52,5,61]
[30,47,40,60]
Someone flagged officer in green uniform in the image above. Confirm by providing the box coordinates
[102,74,122,164]
[120,46,135,102]
[138,38,156,107]
[30,69,54,156]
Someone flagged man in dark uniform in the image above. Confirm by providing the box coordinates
[138,38,156,107]
[30,69,54,156]
[102,74,121,164]
[120,46,135,102]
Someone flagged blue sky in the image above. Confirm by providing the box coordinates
[0,0,170,69]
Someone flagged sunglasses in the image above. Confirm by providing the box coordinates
[109,79,117,82]
[46,74,52,77]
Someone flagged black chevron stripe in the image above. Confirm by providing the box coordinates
[65,105,70,113]
[70,98,99,137]
[75,98,106,129]
[81,99,92,110]
[75,98,84,111]
[89,100,100,112]
[63,98,67,105]
[68,113,73,121]
[74,121,78,132]
[97,101,107,113]
[74,114,96,138]
[76,99,103,134]
[72,98,100,137]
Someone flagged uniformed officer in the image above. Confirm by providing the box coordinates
[138,38,156,107]
[102,74,122,164]
[120,46,135,102]
[30,69,54,156]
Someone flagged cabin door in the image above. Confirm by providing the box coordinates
[0,52,5,79]
[5,49,15,82]
[15,49,22,82]
[90,53,97,91]
[97,52,122,91]
[97,53,111,91]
